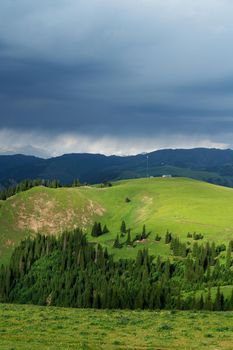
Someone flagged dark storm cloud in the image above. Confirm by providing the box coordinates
[0,55,116,99]
[1,0,233,155]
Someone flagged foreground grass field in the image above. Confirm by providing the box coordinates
[1,303,233,350]
[2,177,233,263]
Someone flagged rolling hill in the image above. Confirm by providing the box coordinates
[2,148,233,187]
[1,177,233,264]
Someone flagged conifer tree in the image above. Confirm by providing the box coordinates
[102,225,109,234]
[91,222,98,237]
[165,230,172,244]
[97,223,103,236]
[91,222,103,237]
[120,220,127,234]
[204,287,212,311]
[72,178,81,187]
[214,286,222,311]
[126,230,132,246]
[198,294,204,310]
[113,235,122,249]
[142,224,147,239]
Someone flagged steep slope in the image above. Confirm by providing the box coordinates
[1,177,233,263]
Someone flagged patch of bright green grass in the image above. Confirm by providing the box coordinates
[184,285,233,301]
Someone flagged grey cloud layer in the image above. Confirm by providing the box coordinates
[1,0,233,152]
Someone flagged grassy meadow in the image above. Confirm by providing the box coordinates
[0,303,233,350]
[1,177,233,263]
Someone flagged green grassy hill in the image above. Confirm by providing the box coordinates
[1,177,233,263]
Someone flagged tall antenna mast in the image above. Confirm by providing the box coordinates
[146,155,149,178]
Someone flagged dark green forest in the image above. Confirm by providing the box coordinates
[0,178,88,200]
[1,226,233,311]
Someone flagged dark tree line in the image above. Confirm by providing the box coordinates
[1,228,233,311]
[0,178,90,201]
[0,179,62,200]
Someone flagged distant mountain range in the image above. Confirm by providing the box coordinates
[1,148,233,187]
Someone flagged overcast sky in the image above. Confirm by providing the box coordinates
[1,0,233,157]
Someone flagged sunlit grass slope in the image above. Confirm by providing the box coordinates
[1,177,233,263]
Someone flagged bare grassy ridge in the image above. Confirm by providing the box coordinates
[0,303,233,350]
[1,177,233,263]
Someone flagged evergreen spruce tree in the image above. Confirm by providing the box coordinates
[72,178,81,187]
[102,224,109,234]
[93,291,101,309]
[165,230,172,244]
[120,220,127,234]
[214,286,220,311]
[91,222,98,237]
[135,288,144,309]
[97,223,103,236]
[91,222,103,237]
[163,259,171,281]
[113,235,122,249]
[136,250,143,266]
[142,224,147,239]
[204,287,212,311]
[126,230,132,246]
